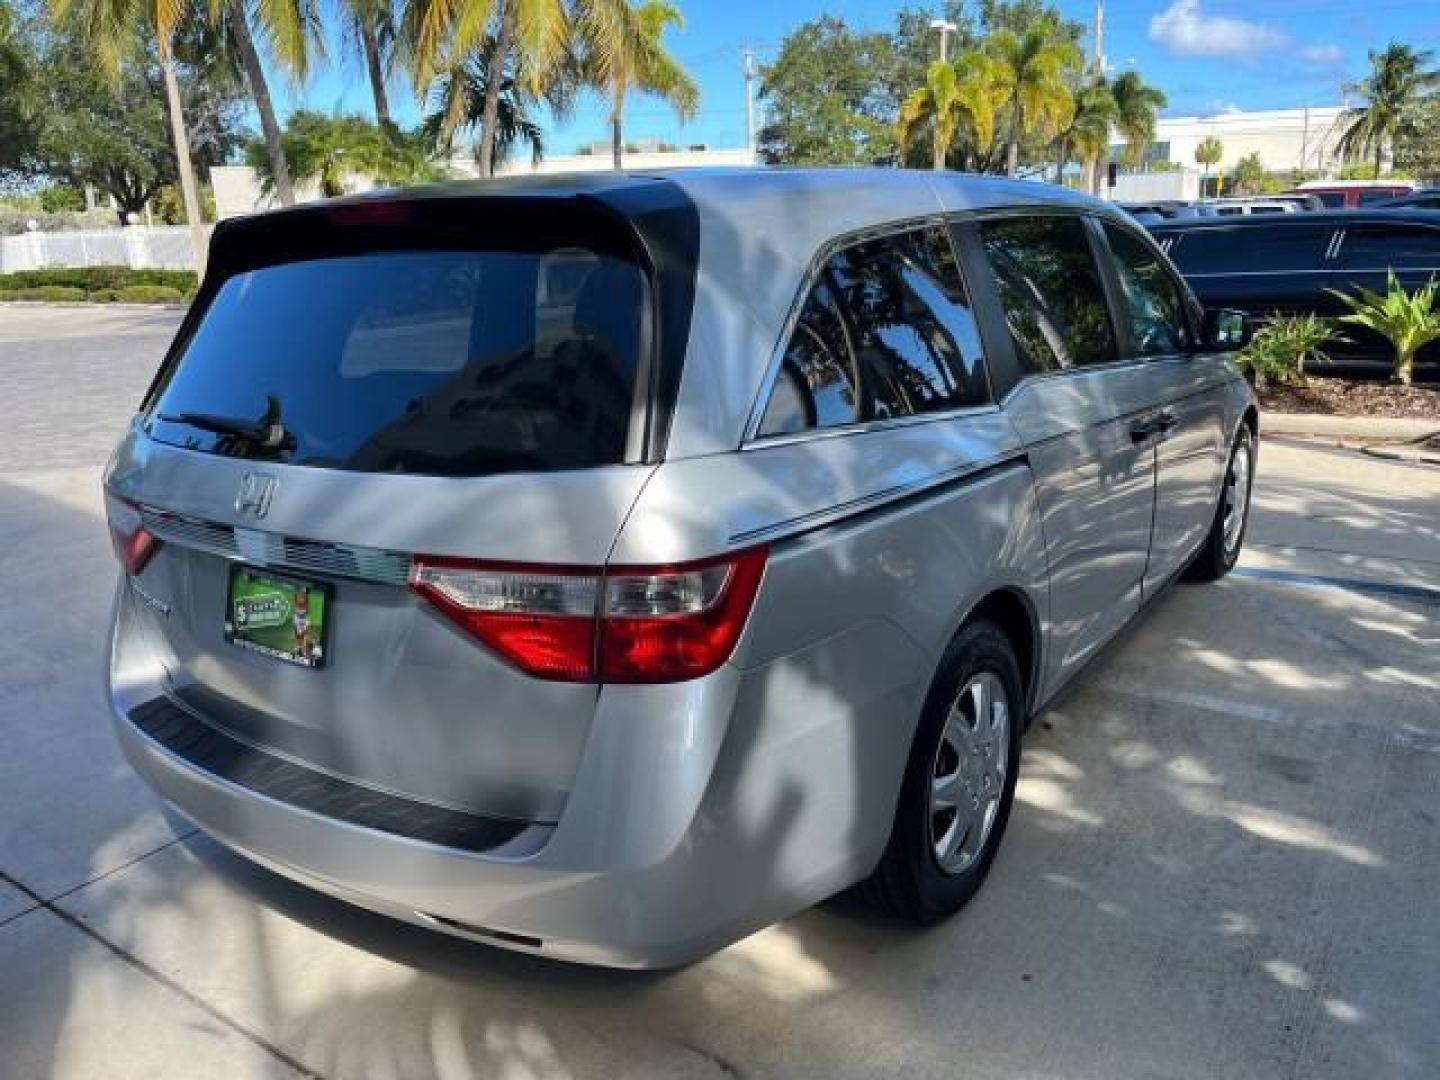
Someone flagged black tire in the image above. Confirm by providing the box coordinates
[1189,424,1256,583]
[860,618,1025,923]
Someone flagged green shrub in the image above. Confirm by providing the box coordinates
[88,288,120,302]
[1330,272,1440,385]
[114,284,185,304]
[1237,313,1340,388]
[0,266,197,293]
[0,285,89,302]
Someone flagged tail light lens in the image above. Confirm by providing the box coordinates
[408,547,768,684]
[103,490,160,576]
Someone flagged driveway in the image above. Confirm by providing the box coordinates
[2,306,1438,1079]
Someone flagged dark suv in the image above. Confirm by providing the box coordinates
[1150,210,1440,378]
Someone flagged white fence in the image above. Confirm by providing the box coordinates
[0,225,210,274]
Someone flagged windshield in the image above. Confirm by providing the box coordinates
[145,248,648,477]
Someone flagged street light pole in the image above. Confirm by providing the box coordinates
[929,18,958,63]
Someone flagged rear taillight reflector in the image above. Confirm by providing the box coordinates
[103,489,161,576]
[408,547,768,684]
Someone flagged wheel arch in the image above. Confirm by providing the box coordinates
[958,586,1042,725]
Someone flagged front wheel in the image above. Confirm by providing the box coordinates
[860,619,1024,923]
[1190,424,1255,582]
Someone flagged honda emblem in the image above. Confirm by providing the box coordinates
[235,473,278,519]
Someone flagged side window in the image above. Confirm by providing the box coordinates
[1167,225,1331,275]
[978,215,1118,373]
[1339,223,1440,271]
[1101,222,1193,357]
[1315,192,1345,208]
[757,226,989,437]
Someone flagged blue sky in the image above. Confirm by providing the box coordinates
[274,0,1439,152]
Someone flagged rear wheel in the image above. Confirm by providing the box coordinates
[861,619,1024,922]
[1190,424,1255,582]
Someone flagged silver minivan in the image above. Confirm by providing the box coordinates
[104,169,1257,968]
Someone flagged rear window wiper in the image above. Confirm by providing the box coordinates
[156,408,291,450]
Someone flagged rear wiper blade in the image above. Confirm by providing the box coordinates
[157,411,290,449]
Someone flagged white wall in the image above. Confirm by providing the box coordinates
[1109,170,1200,203]
[1115,106,1347,176]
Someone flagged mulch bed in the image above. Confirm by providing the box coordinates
[1257,377,1440,421]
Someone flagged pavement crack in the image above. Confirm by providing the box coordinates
[0,866,324,1080]
[676,1038,746,1079]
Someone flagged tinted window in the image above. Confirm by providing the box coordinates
[147,250,645,476]
[758,228,988,436]
[1315,192,1345,208]
[979,216,1117,373]
[1102,223,1193,356]
[1358,189,1404,206]
[1339,223,1440,270]
[1167,224,1332,275]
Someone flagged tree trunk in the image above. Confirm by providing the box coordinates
[1375,141,1384,179]
[228,1,295,206]
[477,4,512,178]
[360,22,392,132]
[1396,348,1414,386]
[611,81,626,170]
[933,132,945,171]
[1005,100,1021,177]
[158,41,206,270]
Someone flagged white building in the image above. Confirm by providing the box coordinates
[211,145,757,220]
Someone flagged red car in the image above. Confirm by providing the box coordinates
[1286,181,1416,209]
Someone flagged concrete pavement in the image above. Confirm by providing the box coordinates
[2,306,1438,1079]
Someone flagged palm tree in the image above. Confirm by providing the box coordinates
[1058,76,1114,193]
[220,0,318,206]
[402,0,567,176]
[1338,43,1440,176]
[51,0,206,262]
[988,16,1081,177]
[340,0,398,130]
[582,0,697,170]
[423,38,549,167]
[1106,70,1165,185]
[897,51,1007,171]
[1194,135,1222,196]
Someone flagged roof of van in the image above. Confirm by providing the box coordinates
[325,166,1108,240]
[1149,207,1440,231]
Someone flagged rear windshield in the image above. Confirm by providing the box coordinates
[145,248,647,476]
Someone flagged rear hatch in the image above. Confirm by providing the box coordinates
[105,193,671,826]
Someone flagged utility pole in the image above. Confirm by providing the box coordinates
[1091,0,1105,75]
[742,46,757,155]
[929,18,958,63]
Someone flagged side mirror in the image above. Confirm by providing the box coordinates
[1203,308,1251,351]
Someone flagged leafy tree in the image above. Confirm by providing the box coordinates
[23,25,244,220]
[246,110,448,198]
[757,16,900,165]
[1231,151,1266,195]
[987,15,1080,176]
[1338,44,1439,176]
[0,0,38,183]
[51,0,208,253]
[1194,135,1222,194]
[583,0,697,170]
[1393,93,1440,183]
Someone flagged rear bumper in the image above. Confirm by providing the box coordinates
[108,582,929,968]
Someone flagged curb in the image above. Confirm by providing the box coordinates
[1361,445,1440,465]
[1260,411,1440,441]
[0,300,188,311]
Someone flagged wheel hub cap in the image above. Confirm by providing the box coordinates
[930,671,1010,875]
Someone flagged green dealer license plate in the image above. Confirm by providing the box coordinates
[224,567,330,669]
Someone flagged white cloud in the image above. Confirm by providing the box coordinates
[1149,0,1288,58]
[1300,43,1343,65]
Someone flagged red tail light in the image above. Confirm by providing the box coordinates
[103,490,161,576]
[408,547,769,684]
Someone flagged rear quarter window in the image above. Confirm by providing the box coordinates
[146,248,648,477]
[1166,224,1333,275]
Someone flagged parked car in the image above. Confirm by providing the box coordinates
[1151,209,1440,377]
[1371,189,1440,210]
[1285,180,1416,209]
[1119,199,1206,224]
[1200,198,1301,216]
[104,170,1257,968]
